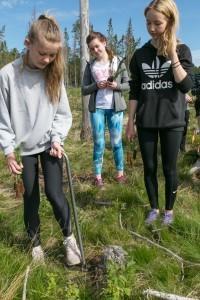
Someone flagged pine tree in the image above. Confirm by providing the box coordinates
[107,18,118,54]
[0,25,5,49]
[124,18,140,68]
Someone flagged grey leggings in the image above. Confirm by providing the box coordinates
[22,150,71,246]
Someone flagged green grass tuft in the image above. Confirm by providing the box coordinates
[0,88,199,299]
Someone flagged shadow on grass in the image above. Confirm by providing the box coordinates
[180,149,199,166]
[0,216,28,251]
[74,188,118,210]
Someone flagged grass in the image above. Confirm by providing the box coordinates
[0,88,199,299]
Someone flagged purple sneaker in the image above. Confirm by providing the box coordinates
[162,212,174,226]
[145,209,159,225]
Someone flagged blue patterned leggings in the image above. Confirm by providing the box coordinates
[90,109,124,175]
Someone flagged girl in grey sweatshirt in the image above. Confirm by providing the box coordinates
[0,14,81,266]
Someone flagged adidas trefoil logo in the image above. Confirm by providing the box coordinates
[141,57,173,90]
[142,57,171,79]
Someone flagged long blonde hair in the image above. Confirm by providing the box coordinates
[25,14,64,103]
[144,0,179,57]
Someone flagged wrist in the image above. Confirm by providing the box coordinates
[171,60,180,66]
[172,62,181,69]
[51,136,61,145]
[170,54,179,64]
[128,118,135,125]
[6,152,15,159]
[51,141,61,148]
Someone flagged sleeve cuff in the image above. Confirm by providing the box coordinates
[51,136,61,144]
[176,75,193,93]
[4,146,15,156]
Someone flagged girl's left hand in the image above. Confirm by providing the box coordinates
[185,94,192,103]
[50,142,64,159]
[106,81,117,89]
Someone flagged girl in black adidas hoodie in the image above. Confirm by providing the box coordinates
[126,0,193,225]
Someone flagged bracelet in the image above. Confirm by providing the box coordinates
[171,60,180,66]
[172,63,181,69]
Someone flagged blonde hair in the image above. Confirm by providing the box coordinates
[144,0,179,57]
[25,14,64,103]
[86,31,114,62]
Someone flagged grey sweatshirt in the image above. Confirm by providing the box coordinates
[0,57,72,156]
[82,56,129,113]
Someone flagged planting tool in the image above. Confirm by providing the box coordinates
[63,152,86,267]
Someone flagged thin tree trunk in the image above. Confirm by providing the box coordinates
[74,60,77,87]
[80,0,91,141]
[63,48,69,87]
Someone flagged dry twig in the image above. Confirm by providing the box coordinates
[22,265,30,300]
[143,288,199,300]
[118,212,200,281]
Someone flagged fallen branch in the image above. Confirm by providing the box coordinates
[130,230,184,264]
[22,265,30,300]
[143,288,198,300]
[118,212,200,281]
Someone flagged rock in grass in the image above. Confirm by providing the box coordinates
[101,245,128,266]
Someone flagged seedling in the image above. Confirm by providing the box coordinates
[107,57,126,82]
[14,146,24,199]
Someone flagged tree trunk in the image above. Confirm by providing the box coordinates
[80,0,91,141]
[74,60,77,87]
[63,48,69,87]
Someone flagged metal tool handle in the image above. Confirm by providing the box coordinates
[63,152,86,266]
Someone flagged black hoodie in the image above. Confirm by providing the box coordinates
[129,41,193,129]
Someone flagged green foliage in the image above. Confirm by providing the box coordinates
[65,281,80,299]
[101,262,135,300]
[45,272,58,298]
[0,24,20,68]
[0,88,199,299]
[0,47,20,68]
[193,66,200,73]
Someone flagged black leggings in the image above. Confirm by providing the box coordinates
[137,128,183,210]
[22,150,71,246]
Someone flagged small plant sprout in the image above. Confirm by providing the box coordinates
[107,57,126,82]
[14,145,24,199]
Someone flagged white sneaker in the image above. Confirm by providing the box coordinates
[32,245,45,263]
[63,233,81,266]
[189,159,200,175]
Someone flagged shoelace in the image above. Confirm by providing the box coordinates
[32,248,44,259]
[65,240,81,259]
[164,213,173,219]
[64,238,76,248]
[148,210,158,218]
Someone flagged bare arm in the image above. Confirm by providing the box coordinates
[170,54,187,83]
[126,99,138,141]
[168,38,188,83]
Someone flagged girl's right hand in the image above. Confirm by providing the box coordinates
[97,80,107,89]
[126,119,137,141]
[50,142,64,159]
[6,153,23,175]
[167,35,177,61]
